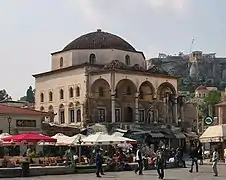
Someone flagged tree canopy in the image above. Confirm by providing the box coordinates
[0,89,12,101]
[26,86,35,103]
[204,90,221,105]
[19,86,35,103]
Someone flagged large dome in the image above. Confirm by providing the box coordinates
[63,29,136,52]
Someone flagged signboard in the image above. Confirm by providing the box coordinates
[204,116,213,125]
[16,120,36,127]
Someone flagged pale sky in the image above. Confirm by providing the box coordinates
[1,0,226,99]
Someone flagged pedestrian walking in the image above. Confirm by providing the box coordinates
[100,149,105,175]
[189,146,199,173]
[134,146,143,175]
[95,149,102,178]
[212,148,218,177]
[156,149,165,179]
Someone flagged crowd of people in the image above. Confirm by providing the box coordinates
[94,143,220,179]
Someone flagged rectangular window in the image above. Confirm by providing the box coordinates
[70,109,75,123]
[60,111,65,124]
[138,109,145,122]
[98,108,105,122]
[115,109,121,122]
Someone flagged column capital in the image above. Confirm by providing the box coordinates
[135,92,139,97]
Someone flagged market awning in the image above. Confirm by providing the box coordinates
[199,124,226,143]
[174,132,186,139]
[184,132,198,139]
[160,129,176,139]
[148,131,164,138]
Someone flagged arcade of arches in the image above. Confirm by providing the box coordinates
[89,79,178,124]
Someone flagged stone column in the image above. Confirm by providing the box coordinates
[65,105,69,124]
[135,92,139,122]
[111,94,115,123]
[81,104,84,127]
[173,95,178,124]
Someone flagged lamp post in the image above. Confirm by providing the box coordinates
[7,116,12,134]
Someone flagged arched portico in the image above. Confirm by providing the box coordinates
[139,81,155,101]
[90,78,111,123]
[114,79,138,123]
[138,81,156,123]
[90,78,111,98]
[157,82,176,101]
[157,82,177,124]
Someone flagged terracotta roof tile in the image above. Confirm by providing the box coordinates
[0,105,48,116]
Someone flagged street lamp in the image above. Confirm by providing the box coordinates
[7,116,12,134]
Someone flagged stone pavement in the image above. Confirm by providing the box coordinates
[11,165,226,180]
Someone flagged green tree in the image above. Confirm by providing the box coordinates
[0,89,12,101]
[203,90,221,116]
[26,86,35,103]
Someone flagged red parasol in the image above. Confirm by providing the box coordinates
[2,132,57,143]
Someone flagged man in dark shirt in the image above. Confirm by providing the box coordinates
[156,149,165,179]
[189,146,199,173]
[134,146,143,175]
[95,149,102,177]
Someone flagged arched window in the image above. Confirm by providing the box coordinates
[126,86,131,95]
[99,87,104,97]
[69,87,74,98]
[59,104,65,124]
[77,109,81,122]
[60,57,63,67]
[49,91,53,102]
[69,103,75,123]
[60,89,64,100]
[89,53,96,64]
[40,93,44,102]
[76,87,80,97]
[125,55,130,65]
[48,105,54,122]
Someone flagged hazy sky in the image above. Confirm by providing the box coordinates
[1,0,226,99]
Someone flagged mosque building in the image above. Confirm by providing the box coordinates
[33,29,179,128]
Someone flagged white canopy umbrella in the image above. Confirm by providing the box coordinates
[70,134,86,145]
[111,132,124,137]
[0,133,10,139]
[111,135,137,144]
[52,133,72,146]
[200,124,226,143]
[82,132,126,145]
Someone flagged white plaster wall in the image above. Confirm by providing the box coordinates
[35,68,86,124]
[0,115,43,134]
[51,49,145,70]
[51,51,73,70]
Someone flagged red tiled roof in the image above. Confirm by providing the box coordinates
[196,85,207,91]
[0,105,48,116]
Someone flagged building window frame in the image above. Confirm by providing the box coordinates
[76,86,80,97]
[69,87,74,98]
[49,91,53,102]
[60,110,65,124]
[76,109,81,122]
[89,53,96,64]
[40,93,44,103]
[60,57,63,68]
[97,107,106,122]
[60,89,64,100]
[125,55,130,65]
[115,108,121,122]
[138,109,145,122]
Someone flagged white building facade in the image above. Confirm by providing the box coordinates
[33,30,179,127]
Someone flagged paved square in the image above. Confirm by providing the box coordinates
[11,165,226,180]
